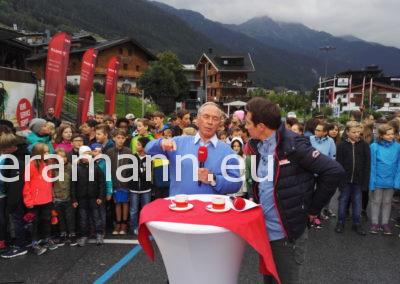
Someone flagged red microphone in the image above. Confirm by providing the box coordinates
[198,146,208,185]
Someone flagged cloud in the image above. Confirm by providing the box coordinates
[154,0,400,48]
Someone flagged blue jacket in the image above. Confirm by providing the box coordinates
[26,132,54,153]
[96,158,113,197]
[310,135,336,159]
[369,140,400,191]
[145,135,242,196]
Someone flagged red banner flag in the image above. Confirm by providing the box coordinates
[104,56,120,115]
[43,32,71,117]
[77,48,98,125]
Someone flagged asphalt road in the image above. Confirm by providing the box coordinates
[1,207,399,284]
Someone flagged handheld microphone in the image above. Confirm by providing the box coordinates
[198,146,208,185]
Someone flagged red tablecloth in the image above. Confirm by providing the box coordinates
[138,199,280,284]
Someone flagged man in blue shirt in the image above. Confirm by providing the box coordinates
[145,102,242,196]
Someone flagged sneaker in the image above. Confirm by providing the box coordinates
[323,208,336,218]
[33,244,47,255]
[311,218,323,229]
[320,211,329,220]
[45,239,58,251]
[119,223,127,235]
[369,224,380,234]
[352,224,366,236]
[96,234,104,246]
[77,237,88,247]
[334,223,344,233]
[112,224,121,235]
[1,246,28,259]
[382,224,393,235]
[69,234,78,247]
[56,235,67,247]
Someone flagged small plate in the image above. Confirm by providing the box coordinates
[169,203,194,212]
[206,204,231,213]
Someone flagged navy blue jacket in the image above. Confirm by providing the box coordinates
[245,125,344,241]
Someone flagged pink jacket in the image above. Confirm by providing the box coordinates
[54,141,73,153]
[23,161,53,208]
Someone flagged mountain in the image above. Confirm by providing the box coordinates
[0,0,227,63]
[230,16,400,76]
[1,0,399,89]
[152,1,323,89]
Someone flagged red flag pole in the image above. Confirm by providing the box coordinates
[77,48,98,125]
[43,32,71,117]
[104,56,120,115]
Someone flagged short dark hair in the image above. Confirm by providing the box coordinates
[245,97,281,130]
[112,129,127,137]
[152,111,165,119]
[285,117,298,127]
[86,119,98,128]
[177,109,189,119]
[116,118,129,127]
[350,110,362,122]
[137,136,150,148]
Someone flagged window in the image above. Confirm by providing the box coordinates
[128,48,133,56]
[136,65,140,72]
[223,60,228,65]
[119,48,123,55]
[123,64,128,70]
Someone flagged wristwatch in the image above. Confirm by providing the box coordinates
[210,173,217,187]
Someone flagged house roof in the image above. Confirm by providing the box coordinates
[196,53,255,73]
[0,26,24,40]
[336,81,400,94]
[26,37,157,61]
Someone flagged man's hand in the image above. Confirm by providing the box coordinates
[96,199,102,205]
[198,168,212,184]
[161,139,177,152]
[72,202,78,208]
[106,195,112,201]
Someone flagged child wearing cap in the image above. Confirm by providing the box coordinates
[71,146,105,246]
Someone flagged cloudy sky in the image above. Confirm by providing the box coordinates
[155,0,400,48]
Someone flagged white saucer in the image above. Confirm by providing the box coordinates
[205,204,231,213]
[169,203,194,212]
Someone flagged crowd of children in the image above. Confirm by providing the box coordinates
[0,107,400,260]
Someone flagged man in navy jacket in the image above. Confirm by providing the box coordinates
[244,97,344,284]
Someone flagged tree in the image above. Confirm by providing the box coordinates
[138,51,189,113]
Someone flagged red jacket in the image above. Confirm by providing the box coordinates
[23,161,53,207]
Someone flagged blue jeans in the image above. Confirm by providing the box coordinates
[129,192,151,230]
[338,183,361,224]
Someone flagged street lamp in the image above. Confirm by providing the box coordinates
[319,45,336,105]
[122,79,132,115]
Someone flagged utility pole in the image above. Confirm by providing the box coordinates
[319,45,336,106]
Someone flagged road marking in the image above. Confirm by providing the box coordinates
[87,239,139,245]
[93,245,142,284]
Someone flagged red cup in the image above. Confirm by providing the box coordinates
[212,197,225,210]
[174,195,189,208]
